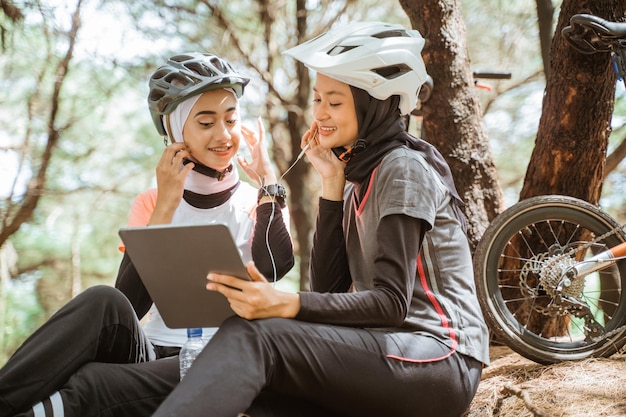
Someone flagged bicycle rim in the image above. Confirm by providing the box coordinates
[474,195,626,364]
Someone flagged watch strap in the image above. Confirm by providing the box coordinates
[258,183,287,208]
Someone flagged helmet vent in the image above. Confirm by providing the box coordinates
[184,62,218,77]
[170,54,190,63]
[372,64,411,79]
[327,45,358,56]
[210,57,233,73]
[373,29,410,39]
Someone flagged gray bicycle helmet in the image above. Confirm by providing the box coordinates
[283,22,427,115]
[148,53,250,136]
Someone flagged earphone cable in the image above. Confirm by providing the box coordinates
[249,147,309,287]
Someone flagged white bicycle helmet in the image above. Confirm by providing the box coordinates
[148,53,250,136]
[283,22,428,115]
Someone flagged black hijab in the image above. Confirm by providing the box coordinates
[343,86,467,231]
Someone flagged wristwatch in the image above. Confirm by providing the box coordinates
[257,183,287,208]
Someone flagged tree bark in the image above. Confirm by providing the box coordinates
[399,0,504,251]
[520,0,626,204]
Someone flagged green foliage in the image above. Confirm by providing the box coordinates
[0,275,45,366]
[481,82,545,205]
[463,0,547,74]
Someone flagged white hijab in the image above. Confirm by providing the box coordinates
[162,90,240,195]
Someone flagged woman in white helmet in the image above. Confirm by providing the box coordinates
[0,53,294,417]
[152,23,489,417]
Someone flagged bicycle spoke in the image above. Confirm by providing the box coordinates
[475,196,626,363]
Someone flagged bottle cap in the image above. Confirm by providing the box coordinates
[187,328,203,337]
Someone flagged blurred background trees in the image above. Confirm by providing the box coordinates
[1,0,625,363]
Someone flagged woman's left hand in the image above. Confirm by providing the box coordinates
[237,117,277,186]
[206,262,300,320]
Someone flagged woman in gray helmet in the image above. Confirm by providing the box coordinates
[0,53,294,417]
[152,22,489,417]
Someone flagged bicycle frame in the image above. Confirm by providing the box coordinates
[571,241,626,279]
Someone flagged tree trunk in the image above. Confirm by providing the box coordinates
[399,0,504,251]
[520,0,626,204]
[536,0,556,81]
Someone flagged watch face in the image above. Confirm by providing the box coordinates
[258,184,287,207]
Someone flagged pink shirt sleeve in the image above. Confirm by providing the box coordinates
[118,188,158,252]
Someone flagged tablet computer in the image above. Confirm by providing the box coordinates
[118,223,250,328]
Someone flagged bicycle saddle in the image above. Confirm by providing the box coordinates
[562,14,626,54]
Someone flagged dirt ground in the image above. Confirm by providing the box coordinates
[464,345,626,417]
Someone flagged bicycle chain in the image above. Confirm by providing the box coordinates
[600,324,626,347]
[563,222,626,258]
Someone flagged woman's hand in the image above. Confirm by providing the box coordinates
[149,142,194,225]
[206,262,300,320]
[237,117,277,186]
[301,122,346,201]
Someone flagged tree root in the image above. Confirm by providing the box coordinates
[498,383,553,417]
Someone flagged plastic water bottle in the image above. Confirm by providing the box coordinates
[179,328,206,380]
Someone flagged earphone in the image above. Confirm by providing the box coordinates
[278,127,317,179]
[279,140,312,179]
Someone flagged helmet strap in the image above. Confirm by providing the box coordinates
[164,114,175,144]
[183,159,234,181]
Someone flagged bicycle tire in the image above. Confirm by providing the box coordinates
[474,195,626,364]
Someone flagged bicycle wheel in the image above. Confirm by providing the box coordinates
[474,195,626,364]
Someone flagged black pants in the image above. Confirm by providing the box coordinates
[153,316,483,417]
[0,285,180,417]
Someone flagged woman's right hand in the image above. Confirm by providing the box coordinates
[149,142,194,225]
[237,117,277,186]
[301,122,346,201]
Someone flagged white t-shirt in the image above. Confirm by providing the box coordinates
[125,182,258,347]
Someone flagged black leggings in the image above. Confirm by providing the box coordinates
[153,316,483,417]
[1,287,482,417]
[0,285,179,417]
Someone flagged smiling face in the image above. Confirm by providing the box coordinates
[312,73,359,150]
[182,89,241,171]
